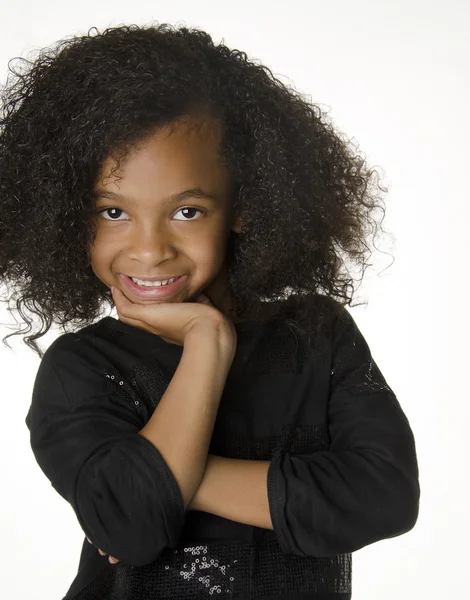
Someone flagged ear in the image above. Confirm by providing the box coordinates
[231,214,243,234]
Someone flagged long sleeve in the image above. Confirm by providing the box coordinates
[25,335,185,566]
[266,307,420,557]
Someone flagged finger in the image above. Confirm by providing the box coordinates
[115,295,146,320]
[111,286,133,311]
[109,556,120,564]
[117,313,157,335]
[98,548,106,556]
[111,285,126,299]
[196,293,213,305]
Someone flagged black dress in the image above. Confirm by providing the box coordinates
[25,296,420,599]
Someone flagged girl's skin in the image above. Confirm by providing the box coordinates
[85,112,245,564]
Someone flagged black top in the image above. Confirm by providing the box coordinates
[25,296,420,599]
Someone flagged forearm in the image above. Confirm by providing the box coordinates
[189,455,273,530]
[138,326,234,510]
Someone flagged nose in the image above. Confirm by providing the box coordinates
[127,224,177,263]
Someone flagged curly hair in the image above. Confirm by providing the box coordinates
[0,23,391,359]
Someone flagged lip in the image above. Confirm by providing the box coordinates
[118,273,187,300]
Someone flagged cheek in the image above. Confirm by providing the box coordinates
[190,240,226,271]
[90,226,116,253]
[89,238,114,271]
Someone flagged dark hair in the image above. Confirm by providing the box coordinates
[0,23,391,359]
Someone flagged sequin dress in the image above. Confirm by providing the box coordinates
[25,296,420,599]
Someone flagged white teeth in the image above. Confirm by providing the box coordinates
[130,276,179,287]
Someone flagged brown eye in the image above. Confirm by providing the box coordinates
[173,207,204,221]
[98,208,128,221]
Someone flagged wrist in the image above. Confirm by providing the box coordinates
[185,322,236,362]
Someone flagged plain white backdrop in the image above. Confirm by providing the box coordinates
[0,1,468,598]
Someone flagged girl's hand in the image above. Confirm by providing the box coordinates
[111,286,236,347]
[87,537,120,564]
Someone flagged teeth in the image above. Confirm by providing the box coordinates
[131,276,179,287]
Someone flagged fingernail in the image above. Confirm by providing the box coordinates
[109,556,117,564]
[87,537,92,544]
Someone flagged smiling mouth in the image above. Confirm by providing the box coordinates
[119,273,187,298]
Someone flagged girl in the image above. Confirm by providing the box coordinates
[0,23,419,600]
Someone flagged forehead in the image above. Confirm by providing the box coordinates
[95,115,231,190]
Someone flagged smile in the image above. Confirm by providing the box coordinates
[118,273,187,299]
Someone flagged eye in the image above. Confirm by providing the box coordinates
[97,208,129,221]
[173,207,204,221]
[97,207,205,221]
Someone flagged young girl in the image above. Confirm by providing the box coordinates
[0,23,420,600]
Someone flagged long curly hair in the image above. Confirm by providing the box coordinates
[0,23,391,359]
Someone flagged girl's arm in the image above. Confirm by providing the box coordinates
[189,454,273,529]
[138,325,234,510]
[188,309,420,556]
[26,328,233,567]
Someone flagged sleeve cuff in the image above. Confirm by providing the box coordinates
[267,448,300,555]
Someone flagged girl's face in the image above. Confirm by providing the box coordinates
[90,114,242,318]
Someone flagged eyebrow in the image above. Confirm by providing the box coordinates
[93,188,218,206]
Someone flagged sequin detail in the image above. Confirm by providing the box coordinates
[335,357,393,396]
[71,540,351,599]
[102,366,144,412]
[331,311,394,397]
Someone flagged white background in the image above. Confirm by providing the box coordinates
[1,1,468,598]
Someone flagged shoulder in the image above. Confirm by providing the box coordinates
[32,320,124,413]
[280,292,344,334]
[37,317,117,382]
[257,293,342,364]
